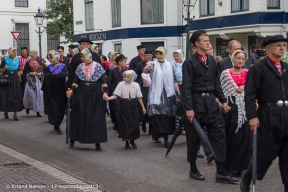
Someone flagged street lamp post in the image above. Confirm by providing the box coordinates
[34,8,45,64]
[182,0,196,59]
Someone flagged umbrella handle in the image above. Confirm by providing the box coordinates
[252,134,257,186]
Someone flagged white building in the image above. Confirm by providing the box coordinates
[73,0,288,61]
[0,0,65,58]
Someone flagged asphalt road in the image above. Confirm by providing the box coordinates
[0,111,283,192]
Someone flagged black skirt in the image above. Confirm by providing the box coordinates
[152,114,175,136]
[118,99,140,140]
[41,74,67,126]
[0,72,23,112]
[224,100,251,172]
[70,82,107,144]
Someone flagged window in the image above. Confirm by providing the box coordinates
[141,41,164,52]
[267,0,280,9]
[111,0,121,27]
[200,0,215,16]
[141,0,164,24]
[114,44,122,53]
[231,0,249,12]
[47,24,60,53]
[15,0,28,7]
[85,0,94,30]
[15,23,30,55]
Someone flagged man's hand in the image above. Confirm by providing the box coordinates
[186,110,195,123]
[222,103,231,113]
[249,118,260,135]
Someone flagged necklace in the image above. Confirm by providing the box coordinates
[233,66,241,69]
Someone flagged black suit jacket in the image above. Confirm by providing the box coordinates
[217,56,249,74]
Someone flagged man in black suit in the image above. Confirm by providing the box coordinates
[217,40,249,73]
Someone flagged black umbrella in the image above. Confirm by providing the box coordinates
[165,91,217,160]
[252,133,257,192]
[66,88,71,144]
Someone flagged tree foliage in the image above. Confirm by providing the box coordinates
[43,0,74,44]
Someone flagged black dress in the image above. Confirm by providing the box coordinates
[70,62,107,144]
[0,57,23,112]
[41,64,67,126]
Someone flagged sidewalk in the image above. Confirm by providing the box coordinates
[0,144,101,192]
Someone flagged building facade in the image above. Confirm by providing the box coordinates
[73,0,288,61]
[0,0,65,57]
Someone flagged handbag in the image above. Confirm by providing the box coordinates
[0,74,10,85]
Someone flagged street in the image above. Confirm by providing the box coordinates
[0,111,283,192]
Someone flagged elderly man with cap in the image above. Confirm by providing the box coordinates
[240,35,288,192]
[128,45,146,71]
[68,38,101,88]
[134,50,153,135]
[181,30,238,183]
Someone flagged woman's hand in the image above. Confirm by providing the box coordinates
[30,72,37,76]
[103,94,109,101]
[142,108,146,114]
[222,103,231,113]
[66,90,73,98]
[237,85,245,93]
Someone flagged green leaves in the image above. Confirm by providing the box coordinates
[43,0,73,44]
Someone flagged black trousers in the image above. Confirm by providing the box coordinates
[184,95,226,163]
[248,105,288,183]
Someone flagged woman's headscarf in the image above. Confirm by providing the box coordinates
[173,49,184,60]
[123,70,137,83]
[8,47,17,56]
[81,48,92,61]
[91,44,99,51]
[72,48,80,55]
[48,50,60,61]
[30,50,37,57]
[154,47,167,58]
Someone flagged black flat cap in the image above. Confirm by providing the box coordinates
[137,45,145,50]
[115,54,127,64]
[190,30,207,45]
[78,38,93,44]
[68,44,76,49]
[144,50,153,54]
[262,35,288,47]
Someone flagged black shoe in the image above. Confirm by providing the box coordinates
[95,143,102,151]
[56,128,62,135]
[26,109,30,115]
[189,171,205,180]
[154,139,161,143]
[106,110,110,115]
[215,174,239,184]
[142,124,146,133]
[240,170,251,192]
[130,140,137,149]
[164,141,171,148]
[13,115,18,121]
[206,153,215,163]
[4,112,9,119]
[197,151,204,158]
[69,140,75,148]
[36,112,42,117]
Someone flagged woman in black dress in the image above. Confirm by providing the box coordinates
[0,47,23,120]
[42,50,67,135]
[67,48,108,151]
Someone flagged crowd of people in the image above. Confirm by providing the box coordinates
[0,32,287,192]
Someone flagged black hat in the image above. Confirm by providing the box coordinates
[68,44,76,49]
[115,54,127,64]
[57,46,64,50]
[78,38,93,44]
[137,45,145,50]
[190,30,207,45]
[262,35,288,47]
[144,50,153,54]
